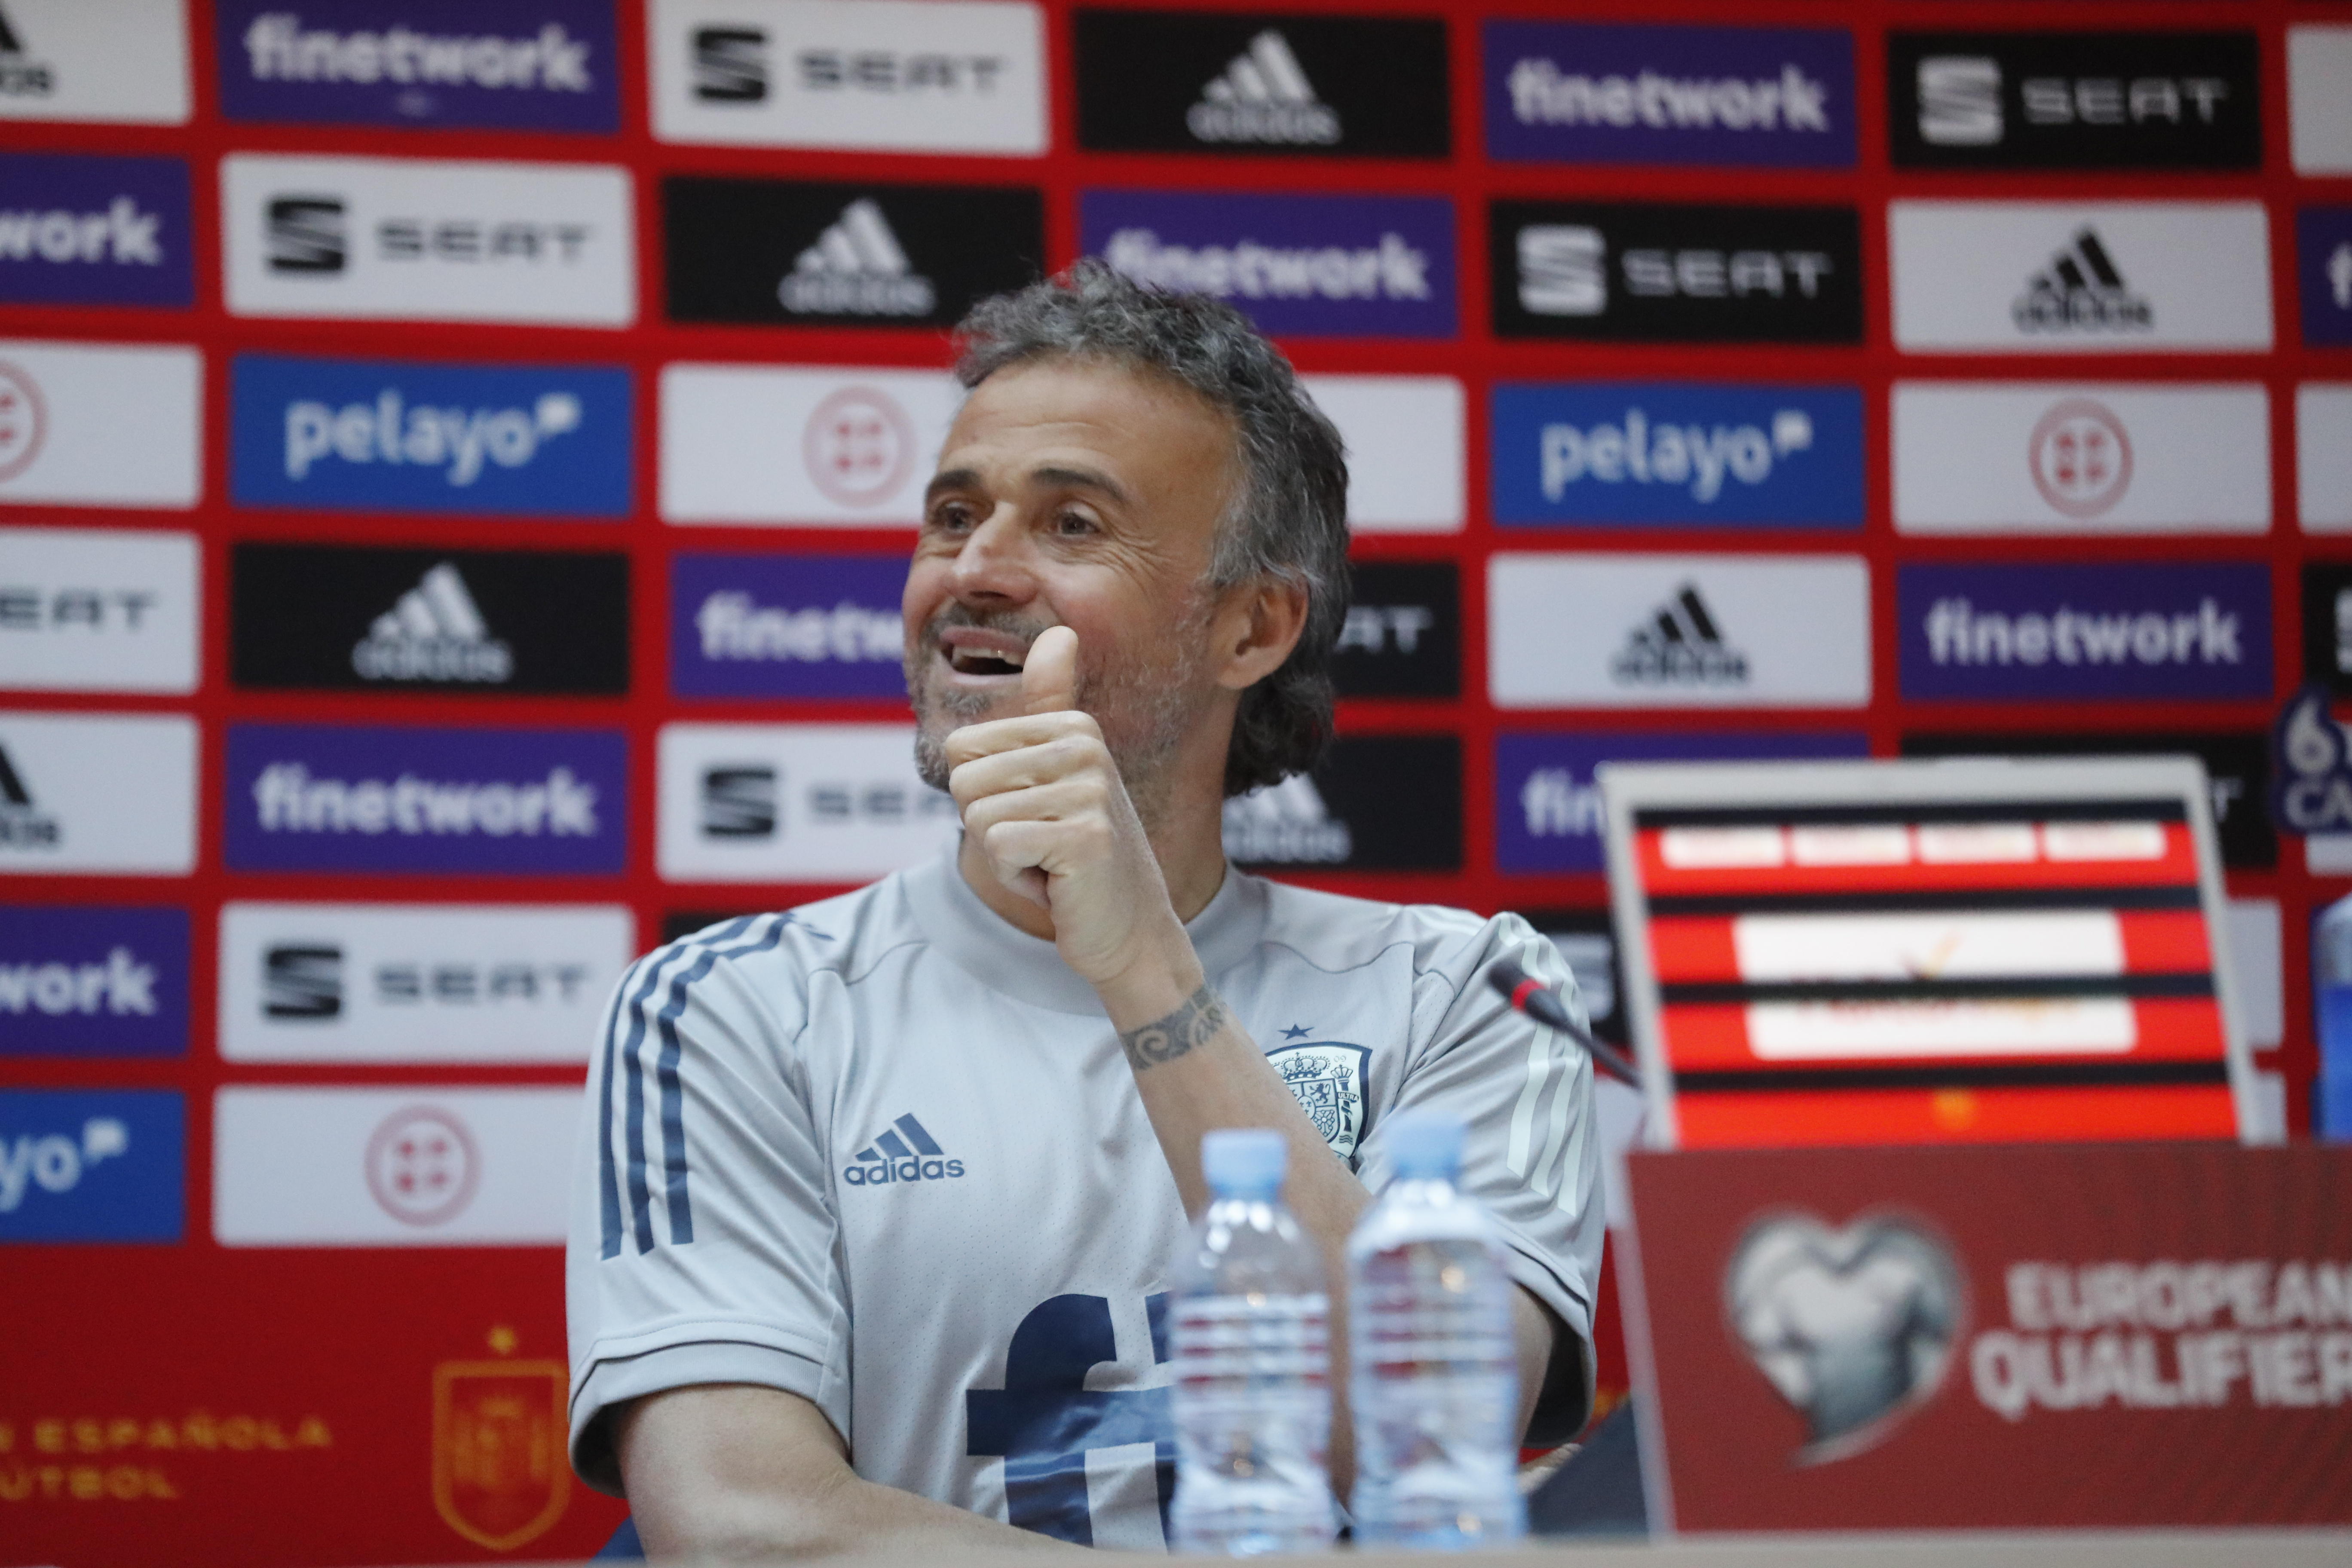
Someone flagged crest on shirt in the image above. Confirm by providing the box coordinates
[1267,1041,1370,1159]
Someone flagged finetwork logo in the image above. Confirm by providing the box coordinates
[2300,209,2352,348]
[0,1088,181,1241]
[695,595,900,665]
[842,1112,963,1187]
[673,554,909,699]
[220,2,616,131]
[1613,583,1749,687]
[253,761,598,838]
[1486,22,1853,169]
[1083,190,1455,338]
[352,562,511,684]
[2013,227,2151,334]
[1188,30,1337,146]
[0,153,189,306]
[782,199,933,318]
[0,905,185,1058]
[1223,775,1353,864]
[232,356,630,518]
[1899,564,2270,701]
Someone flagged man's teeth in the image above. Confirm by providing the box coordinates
[949,649,1024,675]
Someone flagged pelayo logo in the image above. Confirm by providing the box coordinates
[0,1088,181,1242]
[226,723,628,875]
[217,0,618,132]
[230,355,630,517]
[1498,731,1865,874]
[1486,21,1854,169]
[0,905,187,1058]
[672,554,906,700]
[1083,190,1456,340]
[1899,563,2271,701]
[0,152,190,307]
[1492,382,1862,527]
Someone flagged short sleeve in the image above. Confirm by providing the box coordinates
[1355,912,1606,1439]
[565,920,849,1495]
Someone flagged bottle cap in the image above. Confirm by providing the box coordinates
[1384,1111,1466,1179]
[1201,1128,1287,1197]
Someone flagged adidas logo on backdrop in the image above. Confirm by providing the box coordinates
[0,744,58,847]
[779,199,934,318]
[351,563,512,683]
[0,3,55,98]
[1223,774,1353,864]
[2013,227,2151,334]
[1187,29,1339,146]
[842,1113,963,1186]
[1611,584,1750,687]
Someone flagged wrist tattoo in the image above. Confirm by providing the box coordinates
[1120,984,1228,1072]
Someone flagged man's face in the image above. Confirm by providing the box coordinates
[904,358,1238,817]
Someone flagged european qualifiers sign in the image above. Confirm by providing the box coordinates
[1330,561,1458,700]
[1890,31,2260,170]
[1486,21,1854,169]
[1074,9,1449,159]
[230,543,629,696]
[215,0,620,132]
[1225,734,1459,872]
[1492,200,1861,344]
[664,176,1043,328]
[0,152,190,307]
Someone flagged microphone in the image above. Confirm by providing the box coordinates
[1488,959,1644,1089]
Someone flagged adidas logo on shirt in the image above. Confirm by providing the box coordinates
[779,199,936,318]
[0,744,58,847]
[1186,29,1339,146]
[842,1113,964,1187]
[1611,583,1750,686]
[351,562,513,683]
[2012,227,2151,334]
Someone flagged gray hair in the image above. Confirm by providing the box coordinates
[952,259,1351,798]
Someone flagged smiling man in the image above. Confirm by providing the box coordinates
[567,262,1603,1558]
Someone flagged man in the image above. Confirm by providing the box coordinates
[567,262,1602,1558]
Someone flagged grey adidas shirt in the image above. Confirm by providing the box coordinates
[567,848,1603,1550]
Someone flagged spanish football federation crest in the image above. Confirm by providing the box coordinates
[432,1358,571,1552]
[1268,1041,1370,1159]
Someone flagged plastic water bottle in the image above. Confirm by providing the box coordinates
[1347,1112,1525,1550]
[2315,893,2352,1139]
[1169,1128,1337,1556]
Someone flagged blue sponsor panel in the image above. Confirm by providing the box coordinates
[1899,564,2272,702]
[1497,731,1867,874]
[1485,21,1855,168]
[1081,190,1456,339]
[1491,382,1863,527]
[0,906,187,1058]
[672,554,908,700]
[224,724,628,874]
[0,153,191,307]
[230,355,632,518]
[2300,208,2352,348]
[0,1090,183,1243]
[216,0,619,132]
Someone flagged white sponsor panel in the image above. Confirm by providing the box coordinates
[1487,552,1870,708]
[1301,374,1464,534]
[0,526,198,692]
[213,1086,577,1245]
[658,722,956,882]
[2225,897,2282,1051]
[650,0,1047,155]
[1733,911,2124,983]
[218,902,634,1063]
[1889,201,2272,353]
[0,710,195,873]
[2300,385,2352,533]
[221,154,635,326]
[1893,383,2269,535]
[2290,26,2352,175]
[1746,998,2137,1060]
[0,340,200,509]
[661,363,960,526]
[0,0,190,124]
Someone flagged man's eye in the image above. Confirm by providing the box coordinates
[928,504,975,533]
[1052,511,1098,537]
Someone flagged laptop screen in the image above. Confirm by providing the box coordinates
[1599,756,2254,1149]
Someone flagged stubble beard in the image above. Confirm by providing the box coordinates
[909,598,1216,832]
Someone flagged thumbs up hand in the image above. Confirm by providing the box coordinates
[945,625,1193,1001]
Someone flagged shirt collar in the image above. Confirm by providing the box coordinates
[902,840,1270,1017]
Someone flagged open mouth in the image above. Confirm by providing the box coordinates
[946,648,1026,677]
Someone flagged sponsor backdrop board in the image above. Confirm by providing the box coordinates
[0,0,2346,1561]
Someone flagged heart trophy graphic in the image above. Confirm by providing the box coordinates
[1724,1213,1965,1464]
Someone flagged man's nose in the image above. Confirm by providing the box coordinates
[948,505,1038,603]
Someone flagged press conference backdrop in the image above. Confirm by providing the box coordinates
[0,0,2343,1560]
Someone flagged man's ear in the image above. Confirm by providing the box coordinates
[1212,575,1312,692]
